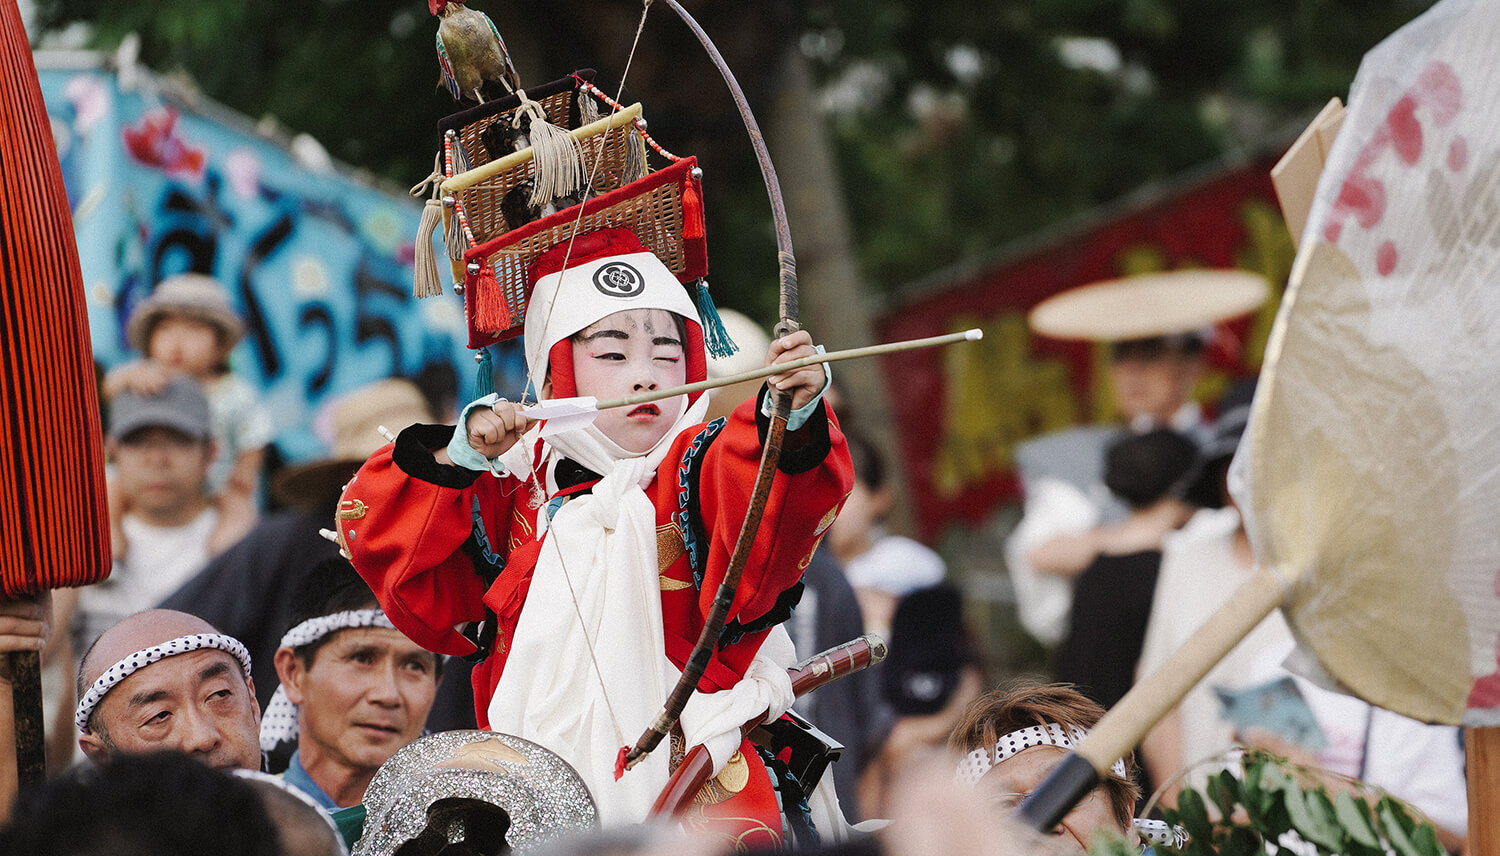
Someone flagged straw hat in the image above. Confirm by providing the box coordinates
[271,379,435,509]
[1028,269,1268,342]
[125,273,247,352]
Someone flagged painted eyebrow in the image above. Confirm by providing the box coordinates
[652,334,683,347]
[577,329,629,343]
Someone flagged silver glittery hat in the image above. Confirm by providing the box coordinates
[354,731,597,856]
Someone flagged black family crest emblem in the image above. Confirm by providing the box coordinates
[593,260,646,298]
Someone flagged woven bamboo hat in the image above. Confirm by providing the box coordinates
[1028,269,1269,342]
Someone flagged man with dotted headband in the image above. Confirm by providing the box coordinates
[261,558,439,848]
[75,609,261,771]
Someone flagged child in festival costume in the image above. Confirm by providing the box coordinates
[340,227,852,844]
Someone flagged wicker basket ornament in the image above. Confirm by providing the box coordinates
[462,155,706,347]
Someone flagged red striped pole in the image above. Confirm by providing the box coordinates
[0,0,112,790]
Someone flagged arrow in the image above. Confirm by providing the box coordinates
[521,328,982,437]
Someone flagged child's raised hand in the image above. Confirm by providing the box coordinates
[466,399,531,459]
[102,360,175,399]
[766,330,827,413]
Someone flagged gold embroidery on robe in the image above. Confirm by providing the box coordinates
[814,505,838,536]
[657,522,687,574]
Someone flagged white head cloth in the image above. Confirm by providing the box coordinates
[76,633,252,734]
[522,249,701,394]
[953,722,1128,786]
[259,609,395,751]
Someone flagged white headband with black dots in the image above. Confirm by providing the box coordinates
[259,609,395,751]
[953,722,1128,786]
[276,609,394,651]
[75,633,252,734]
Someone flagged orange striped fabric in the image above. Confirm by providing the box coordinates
[0,0,110,596]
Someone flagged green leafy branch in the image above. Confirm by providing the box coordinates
[1087,750,1445,856]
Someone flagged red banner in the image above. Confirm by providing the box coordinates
[876,154,1295,540]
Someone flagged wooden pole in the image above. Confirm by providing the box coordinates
[9,651,42,786]
[1020,566,1285,828]
[1466,726,1499,855]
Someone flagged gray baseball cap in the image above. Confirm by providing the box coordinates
[108,376,213,442]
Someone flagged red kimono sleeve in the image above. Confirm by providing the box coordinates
[340,423,520,657]
[669,394,853,683]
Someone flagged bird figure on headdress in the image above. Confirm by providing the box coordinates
[431,0,521,105]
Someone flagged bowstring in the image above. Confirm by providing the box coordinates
[513,0,659,750]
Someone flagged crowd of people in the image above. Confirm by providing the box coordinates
[0,258,1474,856]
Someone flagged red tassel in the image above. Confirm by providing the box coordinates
[471,263,514,332]
[682,177,704,240]
[614,746,629,781]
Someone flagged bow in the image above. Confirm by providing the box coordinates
[616,0,801,774]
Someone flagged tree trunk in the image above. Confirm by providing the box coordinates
[765,48,914,536]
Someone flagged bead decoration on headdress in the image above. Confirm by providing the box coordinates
[953,722,1128,786]
[576,78,682,163]
[259,609,396,751]
[75,633,252,734]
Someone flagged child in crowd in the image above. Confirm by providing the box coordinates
[105,273,273,551]
[341,227,852,843]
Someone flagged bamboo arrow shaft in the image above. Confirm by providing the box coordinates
[594,328,982,412]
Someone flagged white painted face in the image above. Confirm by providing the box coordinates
[568,308,689,453]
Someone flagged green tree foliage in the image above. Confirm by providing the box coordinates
[803,0,1437,289]
[31,0,1438,304]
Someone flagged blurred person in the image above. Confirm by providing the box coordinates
[1006,273,1266,649]
[105,272,273,534]
[50,377,241,766]
[1007,333,1209,649]
[0,751,280,856]
[74,609,261,771]
[162,378,443,715]
[949,680,1140,853]
[882,749,1081,856]
[70,377,229,649]
[261,558,439,846]
[1136,382,1467,851]
[829,431,945,638]
[702,308,774,424]
[1051,428,1201,710]
[857,584,983,819]
[237,770,348,856]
